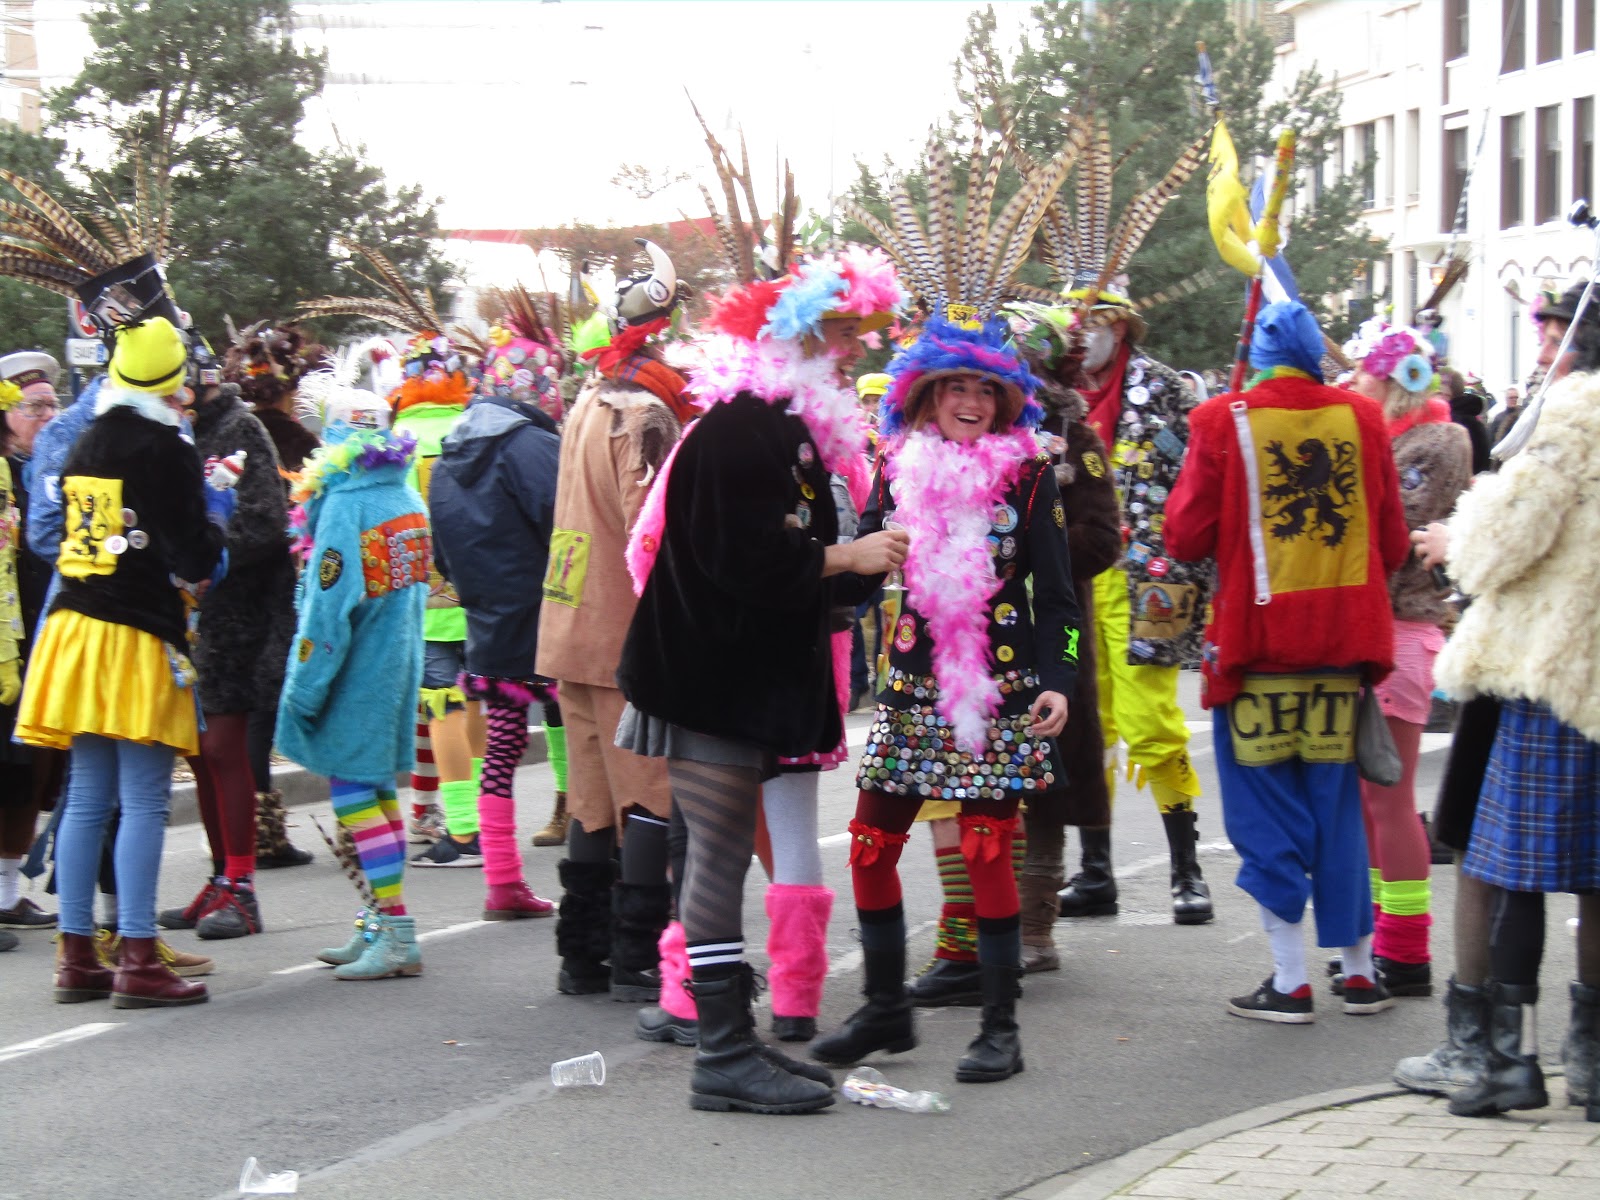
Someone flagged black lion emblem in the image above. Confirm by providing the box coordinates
[1262,437,1359,547]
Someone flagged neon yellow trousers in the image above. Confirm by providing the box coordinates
[1093,567,1200,812]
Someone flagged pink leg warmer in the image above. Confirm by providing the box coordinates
[830,629,851,715]
[1375,910,1433,965]
[765,882,834,1020]
[476,793,522,886]
[658,920,696,1020]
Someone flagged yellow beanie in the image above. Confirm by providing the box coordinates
[108,316,187,395]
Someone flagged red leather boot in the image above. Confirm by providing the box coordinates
[112,936,209,1008]
[54,932,114,1003]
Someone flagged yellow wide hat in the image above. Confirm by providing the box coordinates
[108,316,187,395]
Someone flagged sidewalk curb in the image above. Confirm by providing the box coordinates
[167,727,551,827]
[1010,1080,1407,1200]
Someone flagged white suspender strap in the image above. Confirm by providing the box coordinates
[1228,399,1272,606]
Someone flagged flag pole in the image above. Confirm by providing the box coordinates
[1227,128,1296,393]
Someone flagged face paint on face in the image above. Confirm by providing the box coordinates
[1081,326,1119,372]
[931,374,999,444]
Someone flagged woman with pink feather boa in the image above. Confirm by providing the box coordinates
[810,312,1083,1085]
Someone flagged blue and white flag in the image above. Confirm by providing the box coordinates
[1248,172,1300,305]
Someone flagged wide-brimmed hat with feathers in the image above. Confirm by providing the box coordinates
[847,120,1089,434]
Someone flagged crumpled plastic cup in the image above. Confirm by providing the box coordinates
[550,1050,605,1087]
[239,1156,298,1195]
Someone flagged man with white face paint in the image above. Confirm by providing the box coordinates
[1055,287,1215,928]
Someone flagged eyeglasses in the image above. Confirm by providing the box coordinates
[17,401,59,418]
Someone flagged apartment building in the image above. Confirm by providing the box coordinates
[1270,0,1597,392]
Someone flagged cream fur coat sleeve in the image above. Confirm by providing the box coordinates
[1434,370,1600,739]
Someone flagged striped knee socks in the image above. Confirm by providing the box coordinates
[332,779,407,914]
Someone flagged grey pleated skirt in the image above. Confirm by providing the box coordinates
[614,703,768,771]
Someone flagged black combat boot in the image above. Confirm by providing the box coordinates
[1056,826,1118,917]
[1161,808,1214,925]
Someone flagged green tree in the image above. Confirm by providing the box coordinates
[848,0,1385,370]
[36,0,452,343]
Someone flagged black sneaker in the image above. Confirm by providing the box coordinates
[1227,976,1315,1024]
[196,882,264,940]
[411,834,483,868]
[1341,974,1397,1015]
[0,897,58,928]
[1330,956,1433,997]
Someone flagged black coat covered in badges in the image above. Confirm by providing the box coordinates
[0,454,51,767]
[192,385,295,714]
[430,396,560,681]
[52,405,224,650]
[618,393,842,758]
[843,455,1083,803]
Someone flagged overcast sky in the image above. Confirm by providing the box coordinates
[31,1,1028,281]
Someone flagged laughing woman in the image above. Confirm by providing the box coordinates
[811,315,1083,1083]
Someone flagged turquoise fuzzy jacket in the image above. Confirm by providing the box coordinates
[276,442,428,786]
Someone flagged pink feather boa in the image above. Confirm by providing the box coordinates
[626,335,870,595]
[886,426,1041,754]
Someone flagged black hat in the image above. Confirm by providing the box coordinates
[1534,280,1597,327]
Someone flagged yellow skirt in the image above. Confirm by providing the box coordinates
[16,609,199,756]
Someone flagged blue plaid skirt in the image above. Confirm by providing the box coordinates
[1461,697,1600,893]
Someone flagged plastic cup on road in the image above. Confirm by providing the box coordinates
[550,1050,605,1087]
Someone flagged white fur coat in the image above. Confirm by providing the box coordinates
[1434,370,1600,739]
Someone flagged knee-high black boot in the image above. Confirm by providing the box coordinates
[555,860,614,994]
[1449,982,1549,1116]
[1161,808,1214,925]
[1057,826,1118,917]
[611,882,671,1003]
[810,906,916,1065]
[686,964,835,1114]
[955,924,1024,1083]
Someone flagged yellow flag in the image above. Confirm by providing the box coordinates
[1207,118,1259,277]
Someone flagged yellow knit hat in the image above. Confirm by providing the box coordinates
[855,372,892,399]
[108,316,187,395]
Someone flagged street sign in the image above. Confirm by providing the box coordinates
[65,338,108,367]
[68,299,97,338]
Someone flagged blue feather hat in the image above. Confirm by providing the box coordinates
[880,312,1043,438]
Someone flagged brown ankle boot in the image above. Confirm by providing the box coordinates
[112,936,209,1008]
[255,790,314,868]
[54,932,114,1003]
[531,791,570,848]
[1019,872,1062,973]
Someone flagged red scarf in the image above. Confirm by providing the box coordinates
[1081,344,1131,446]
[581,318,694,424]
[1386,396,1451,442]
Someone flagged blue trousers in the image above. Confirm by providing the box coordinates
[56,735,175,938]
[1213,712,1371,947]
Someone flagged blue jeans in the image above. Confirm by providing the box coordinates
[57,735,175,938]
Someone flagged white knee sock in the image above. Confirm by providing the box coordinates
[1259,904,1309,994]
[99,891,118,928]
[1340,935,1375,983]
[0,857,19,908]
[761,773,823,886]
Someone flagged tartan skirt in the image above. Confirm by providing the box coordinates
[1461,697,1600,893]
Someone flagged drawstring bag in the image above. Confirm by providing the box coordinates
[1357,686,1403,785]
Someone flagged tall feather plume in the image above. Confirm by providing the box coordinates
[886,185,944,306]
[775,163,798,284]
[842,200,934,302]
[922,137,960,302]
[336,238,434,327]
[1076,120,1113,285]
[0,169,117,274]
[960,128,1000,302]
[1099,128,1208,289]
[694,183,743,270]
[979,117,1089,312]
[689,92,754,282]
[0,250,87,297]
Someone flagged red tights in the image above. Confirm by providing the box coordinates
[188,712,258,881]
[848,788,1020,918]
[1360,718,1429,883]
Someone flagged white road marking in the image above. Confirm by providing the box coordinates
[0,1022,121,1065]
[271,919,491,975]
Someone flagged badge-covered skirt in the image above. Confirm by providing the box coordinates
[857,667,1057,802]
[16,609,200,756]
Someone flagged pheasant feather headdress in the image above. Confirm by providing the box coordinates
[689,92,798,286]
[0,155,184,334]
[297,239,480,414]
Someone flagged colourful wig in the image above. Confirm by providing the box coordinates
[880,315,1043,438]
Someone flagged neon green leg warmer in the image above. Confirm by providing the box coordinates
[544,723,568,793]
[439,778,480,838]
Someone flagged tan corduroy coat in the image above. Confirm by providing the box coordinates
[1435,369,1600,739]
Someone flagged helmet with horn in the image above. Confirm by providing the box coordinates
[613,238,682,330]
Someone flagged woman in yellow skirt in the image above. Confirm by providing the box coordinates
[16,316,226,1008]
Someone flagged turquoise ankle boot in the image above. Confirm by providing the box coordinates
[318,910,379,967]
[333,914,422,980]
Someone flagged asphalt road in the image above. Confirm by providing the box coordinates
[0,673,1580,1200]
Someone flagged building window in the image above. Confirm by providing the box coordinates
[1503,0,1527,72]
[1508,295,1521,386]
[1406,109,1422,202]
[1536,105,1562,222]
[1537,0,1563,61]
[1580,0,1596,53]
[1578,97,1596,204]
[1358,122,1377,207]
[1445,0,1470,58]
[1443,126,1469,231]
[1502,113,1525,227]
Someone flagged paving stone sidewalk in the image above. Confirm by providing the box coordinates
[1027,1082,1600,1200]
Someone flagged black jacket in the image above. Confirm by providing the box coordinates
[52,403,224,650]
[618,393,841,757]
[430,396,560,680]
[191,386,295,713]
[252,405,321,475]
